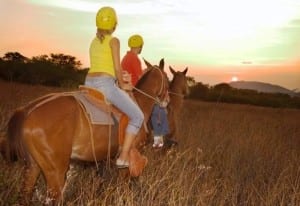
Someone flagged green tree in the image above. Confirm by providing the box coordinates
[3,52,28,63]
[49,53,82,69]
[188,82,209,99]
[213,83,232,91]
[186,76,196,87]
[31,54,50,63]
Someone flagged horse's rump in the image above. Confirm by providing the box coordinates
[6,94,80,162]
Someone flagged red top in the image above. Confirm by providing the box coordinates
[121,51,142,86]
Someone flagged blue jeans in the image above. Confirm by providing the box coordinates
[85,76,144,135]
[150,104,169,136]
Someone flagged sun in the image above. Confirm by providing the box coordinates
[231,76,238,82]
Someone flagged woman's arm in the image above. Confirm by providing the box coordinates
[110,37,132,91]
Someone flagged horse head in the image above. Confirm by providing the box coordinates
[169,66,189,97]
[139,58,169,101]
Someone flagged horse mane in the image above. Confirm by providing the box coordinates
[135,68,152,88]
[169,74,178,89]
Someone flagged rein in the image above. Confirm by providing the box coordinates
[133,87,161,104]
[133,67,166,104]
[169,91,185,98]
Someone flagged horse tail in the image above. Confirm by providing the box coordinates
[0,137,7,159]
[6,109,29,163]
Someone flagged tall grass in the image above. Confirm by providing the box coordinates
[0,80,299,205]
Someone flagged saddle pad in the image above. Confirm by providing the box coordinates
[74,92,115,125]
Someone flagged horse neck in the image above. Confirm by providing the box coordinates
[169,80,185,111]
[169,94,183,112]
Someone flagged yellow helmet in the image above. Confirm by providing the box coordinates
[96,7,117,30]
[128,34,144,48]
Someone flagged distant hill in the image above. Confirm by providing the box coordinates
[229,81,299,96]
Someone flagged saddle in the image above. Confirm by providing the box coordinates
[77,85,129,146]
[77,86,147,177]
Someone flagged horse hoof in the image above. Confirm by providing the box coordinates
[165,139,178,148]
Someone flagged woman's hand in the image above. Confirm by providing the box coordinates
[122,70,132,84]
[120,81,133,91]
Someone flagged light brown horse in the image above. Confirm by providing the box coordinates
[165,66,189,147]
[5,59,168,205]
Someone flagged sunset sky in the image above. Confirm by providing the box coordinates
[1,0,300,90]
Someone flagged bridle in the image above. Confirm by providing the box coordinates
[168,73,187,98]
[133,66,167,104]
[169,91,185,98]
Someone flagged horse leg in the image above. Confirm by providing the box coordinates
[42,161,70,205]
[165,116,178,148]
[21,161,40,205]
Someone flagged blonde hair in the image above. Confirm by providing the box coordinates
[96,27,116,43]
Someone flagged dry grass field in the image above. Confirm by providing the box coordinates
[0,79,299,206]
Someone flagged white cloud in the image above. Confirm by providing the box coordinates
[14,0,300,66]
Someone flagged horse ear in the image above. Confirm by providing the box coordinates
[143,58,152,68]
[169,66,176,75]
[183,67,188,75]
[159,58,165,70]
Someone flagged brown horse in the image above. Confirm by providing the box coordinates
[165,66,189,147]
[5,59,168,205]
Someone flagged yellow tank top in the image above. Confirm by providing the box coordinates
[89,35,115,77]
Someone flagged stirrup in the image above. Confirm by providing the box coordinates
[116,159,129,169]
